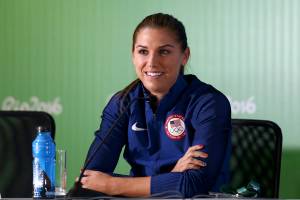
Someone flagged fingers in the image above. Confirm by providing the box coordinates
[171,157,207,172]
[183,145,207,161]
[190,151,208,158]
[81,176,88,184]
[186,145,206,157]
[80,176,89,189]
[186,144,204,154]
[75,169,93,183]
[181,156,207,168]
[81,176,85,184]
[83,169,93,176]
[186,163,202,170]
[178,145,208,170]
[190,158,207,167]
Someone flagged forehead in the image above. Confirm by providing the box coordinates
[135,27,179,47]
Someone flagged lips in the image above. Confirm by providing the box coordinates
[144,71,163,77]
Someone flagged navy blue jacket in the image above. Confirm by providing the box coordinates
[86,74,231,198]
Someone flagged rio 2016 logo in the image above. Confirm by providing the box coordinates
[227,96,256,115]
[1,96,63,115]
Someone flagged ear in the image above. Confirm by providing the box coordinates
[181,47,190,66]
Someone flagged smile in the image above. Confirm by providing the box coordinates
[145,72,163,77]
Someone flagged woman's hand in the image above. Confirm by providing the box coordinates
[171,145,208,172]
[80,170,112,194]
[79,170,151,197]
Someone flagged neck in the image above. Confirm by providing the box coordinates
[153,93,164,102]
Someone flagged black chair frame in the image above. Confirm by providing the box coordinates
[230,119,282,198]
[0,111,55,198]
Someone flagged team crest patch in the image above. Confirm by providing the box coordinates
[164,114,186,140]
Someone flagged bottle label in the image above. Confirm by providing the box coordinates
[33,158,44,198]
[33,158,54,198]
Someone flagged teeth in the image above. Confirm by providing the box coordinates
[146,72,162,77]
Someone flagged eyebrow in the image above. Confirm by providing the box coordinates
[135,44,175,49]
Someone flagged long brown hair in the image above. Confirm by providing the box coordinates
[119,13,188,100]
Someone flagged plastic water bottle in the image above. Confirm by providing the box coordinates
[32,126,56,198]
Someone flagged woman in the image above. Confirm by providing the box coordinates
[80,13,231,198]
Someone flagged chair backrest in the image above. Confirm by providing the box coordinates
[230,119,282,198]
[0,111,55,198]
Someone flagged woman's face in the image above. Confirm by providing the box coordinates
[132,27,190,99]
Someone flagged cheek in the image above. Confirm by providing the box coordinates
[133,62,144,79]
[134,66,141,76]
[167,60,182,74]
[133,58,145,70]
[134,61,142,72]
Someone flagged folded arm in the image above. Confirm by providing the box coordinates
[81,144,207,197]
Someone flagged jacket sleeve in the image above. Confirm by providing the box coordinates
[151,93,231,198]
[85,94,128,173]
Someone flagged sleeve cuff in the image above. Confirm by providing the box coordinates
[151,172,182,196]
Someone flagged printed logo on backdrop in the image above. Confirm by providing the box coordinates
[1,96,63,115]
[227,96,256,115]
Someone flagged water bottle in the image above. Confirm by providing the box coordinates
[32,126,56,198]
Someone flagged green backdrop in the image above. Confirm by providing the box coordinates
[0,0,299,198]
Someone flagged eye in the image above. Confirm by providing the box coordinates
[138,49,148,55]
[159,49,170,56]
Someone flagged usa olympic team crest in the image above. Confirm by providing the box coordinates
[164,114,186,140]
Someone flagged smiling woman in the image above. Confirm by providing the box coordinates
[132,27,189,101]
[77,13,232,198]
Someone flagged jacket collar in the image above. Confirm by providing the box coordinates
[141,74,188,114]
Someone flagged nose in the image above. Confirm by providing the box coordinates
[148,52,158,68]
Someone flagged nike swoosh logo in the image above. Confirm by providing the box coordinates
[131,122,147,131]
